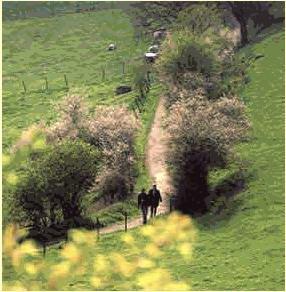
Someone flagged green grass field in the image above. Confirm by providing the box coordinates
[2,9,161,226]
[5,27,283,290]
[2,9,151,150]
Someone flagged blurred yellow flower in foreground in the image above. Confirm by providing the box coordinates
[69,229,95,246]
[3,225,18,255]
[145,243,162,258]
[111,252,135,277]
[137,268,190,291]
[2,154,11,166]
[61,243,81,263]
[6,171,19,186]
[121,233,135,245]
[31,138,46,150]
[93,254,109,273]
[24,262,39,275]
[177,242,193,260]
[4,212,195,290]
[90,276,102,288]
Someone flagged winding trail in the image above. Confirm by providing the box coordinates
[100,97,172,234]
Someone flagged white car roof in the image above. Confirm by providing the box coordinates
[145,52,157,57]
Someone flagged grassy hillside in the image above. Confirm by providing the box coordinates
[2,9,151,150]
[5,28,283,290]
[2,9,161,226]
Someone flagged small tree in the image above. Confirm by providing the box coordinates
[166,92,250,214]
[176,3,223,35]
[13,140,100,229]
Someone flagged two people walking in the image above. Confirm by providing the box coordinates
[138,184,162,224]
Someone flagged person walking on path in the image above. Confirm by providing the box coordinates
[149,184,162,217]
[138,188,150,224]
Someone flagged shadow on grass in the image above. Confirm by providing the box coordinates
[195,168,256,229]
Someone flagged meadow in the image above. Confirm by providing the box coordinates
[5,27,283,291]
[2,6,284,291]
[2,9,161,226]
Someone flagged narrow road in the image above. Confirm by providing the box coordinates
[100,97,172,234]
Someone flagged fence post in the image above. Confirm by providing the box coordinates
[135,99,141,113]
[122,61,125,75]
[102,67,105,81]
[124,212,127,232]
[43,242,46,257]
[64,74,69,90]
[45,77,49,91]
[96,217,100,240]
[22,80,27,93]
[169,197,172,213]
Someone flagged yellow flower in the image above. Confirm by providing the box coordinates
[48,261,71,289]
[32,138,46,150]
[90,276,102,288]
[137,268,171,290]
[141,225,156,237]
[70,229,96,246]
[121,233,135,245]
[6,172,19,186]
[93,254,108,273]
[111,253,135,277]
[177,242,192,260]
[61,243,81,263]
[2,154,11,166]
[137,258,155,269]
[145,243,162,258]
[25,262,39,275]
[3,225,18,255]
[19,241,38,256]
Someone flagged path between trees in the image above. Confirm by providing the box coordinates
[100,97,172,234]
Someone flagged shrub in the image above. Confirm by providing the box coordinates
[166,92,250,214]
[92,169,130,205]
[85,105,139,197]
[46,95,139,202]
[46,94,88,142]
[3,212,195,291]
[133,63,152,99]
[175,3,223,35]
[157,29,247,102]
[13,140,100,229]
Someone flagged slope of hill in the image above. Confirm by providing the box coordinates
[11,28,283,291]
[2,8,161,226]
[2,9,149,150]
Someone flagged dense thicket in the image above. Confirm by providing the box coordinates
[13,140,100,229]
[157,5,251,214]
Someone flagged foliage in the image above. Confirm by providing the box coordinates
[132,63,152,99]
[130,1,192,32]
[13,140,100,229]
[166,91,250,213]
[3,212,195,291]
[2,125,48,228]
[46,94,88,142]
[175,3,223,35]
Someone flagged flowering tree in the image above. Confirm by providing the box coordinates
[166,91,250,213]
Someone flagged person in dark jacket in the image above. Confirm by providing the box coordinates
[148,184,162,217]
[138,188,150,224]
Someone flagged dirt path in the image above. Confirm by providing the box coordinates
[100,97,172,234]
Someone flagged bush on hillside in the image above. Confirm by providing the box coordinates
[133,63,152,99]
[85,105,139,198]
[158,29,249,103]
[13,140,100,230]
[46,96,139,202]
[46,94,88,142]
[175,3,223,35]
[166,92,250,214]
